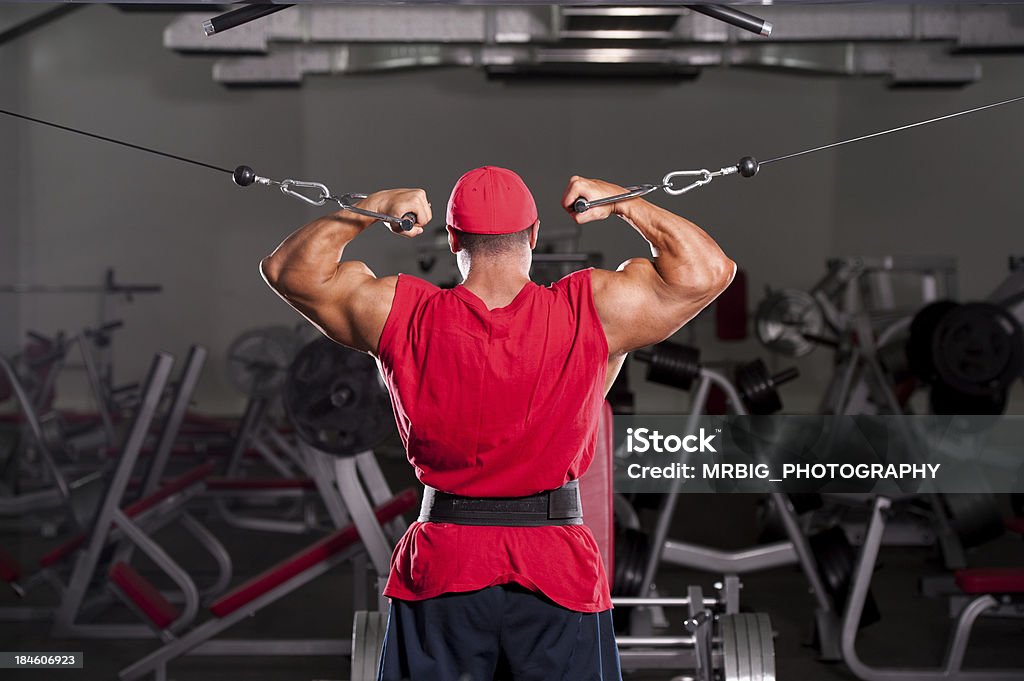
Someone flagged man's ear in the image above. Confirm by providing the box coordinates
[447,225,462,254]
[529,220,540,250]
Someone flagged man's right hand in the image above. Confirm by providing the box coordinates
[358,188,432,237]
[561,176,636,224]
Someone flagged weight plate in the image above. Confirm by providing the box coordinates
[351,610,388,681]
[755,289,824,358]
[907,300,959,382]
[931,302,1023,397]
[283,337,394,457]
[808,526,880,628]
[929,384,1007,419]
[611,524,649,597]
[735,359,782,415]
[226,326,302,398]
[639,341,701,391]
[941,493,1004,548]
[720,612,776,681]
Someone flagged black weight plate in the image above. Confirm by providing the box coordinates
[736,359,783,415]
[929,384,1007,418]
[641,341,701,391]
[931,302,1023,397]
[942,493,1004,548]
[611,524,649,597]
[907,300,959,382]
[284,337,394,457]
[808,527,880,628]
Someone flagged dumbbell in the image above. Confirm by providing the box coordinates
[734,359,799,415]
[634,341,701,391]
[636,344,798,414]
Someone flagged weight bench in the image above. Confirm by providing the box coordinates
[1,352,232,638]
[841,496,1024,680]
[53,350,230,638]
[32,463,214,573]
[116,488,417,681]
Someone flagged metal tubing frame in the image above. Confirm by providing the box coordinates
[617,647,701,670]
[213,396,314,534]
[172,512,233,603]
[76,333,117,447]
[52,353,175,636]
[334,454,394,577]
[841,496,1023,681]
[106,507,200,636]
[118,542,364,681]
[0,354,74,512]
[140,345,207,495]
[638,371,712,596]
[224,396,269,477]
[660,538,797,574]
[60,494,211,638]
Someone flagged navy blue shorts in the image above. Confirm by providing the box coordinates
[378,585,622,681]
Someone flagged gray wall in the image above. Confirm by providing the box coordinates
[2,6,1021,413]
[833,60,1024,301]
[0,35,23,354]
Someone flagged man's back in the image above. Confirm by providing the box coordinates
[377,270,607,497]
[377,268,613,612]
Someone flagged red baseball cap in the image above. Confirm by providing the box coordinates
[446,166,538,235]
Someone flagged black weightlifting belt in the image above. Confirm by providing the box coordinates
[418,480,582,527]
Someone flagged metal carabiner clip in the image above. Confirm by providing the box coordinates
[662,166,738,196]
[279,179,332,207]
[335,193,369,210]
[662,169,713,196]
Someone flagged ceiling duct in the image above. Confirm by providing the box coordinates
[162,4,1024,86]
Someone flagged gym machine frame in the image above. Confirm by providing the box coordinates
[841,497,1024,681]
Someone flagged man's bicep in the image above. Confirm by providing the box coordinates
[591,260,704,355]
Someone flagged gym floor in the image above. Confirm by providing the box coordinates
[2,452,1022,681]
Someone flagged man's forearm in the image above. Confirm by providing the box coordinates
[616,199,734,293]
[261,211,374,293]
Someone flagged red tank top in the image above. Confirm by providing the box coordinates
[375,269,611,612]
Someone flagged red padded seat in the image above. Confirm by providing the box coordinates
[109,561,180,629]
[1005,517,1024,536]
[208,488,417,618]
[206,477,315,491]
[0,548,22,583]
[955,568,1024,594]
[38,463,214,569]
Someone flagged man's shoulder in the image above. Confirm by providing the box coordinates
[396,273,442,295]
[551,267,595,290]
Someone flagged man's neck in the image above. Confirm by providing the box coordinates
[460,258,532,310]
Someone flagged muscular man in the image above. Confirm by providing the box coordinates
[261,166,734,681]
